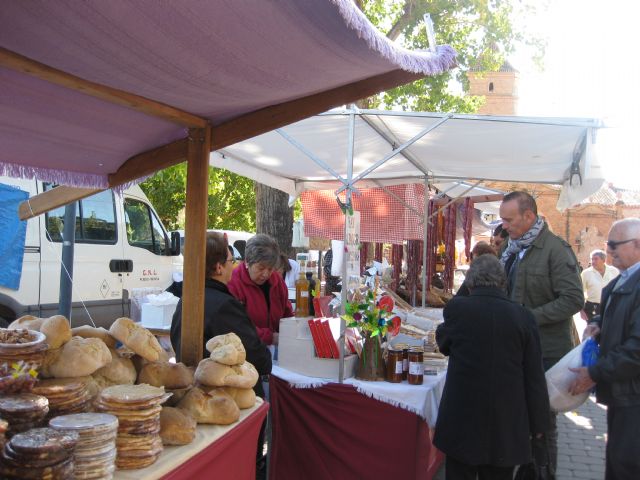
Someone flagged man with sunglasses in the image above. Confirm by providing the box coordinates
[570,218,640,479]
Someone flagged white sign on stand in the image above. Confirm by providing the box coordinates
[345,211,361,279]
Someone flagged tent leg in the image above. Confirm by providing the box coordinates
[421,178,428,308]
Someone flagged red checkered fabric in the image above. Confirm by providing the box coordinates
[301,184,426,244]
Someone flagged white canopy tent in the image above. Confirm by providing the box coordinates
[213,108,605,211]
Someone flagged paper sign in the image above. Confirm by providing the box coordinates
[345,211,361,279]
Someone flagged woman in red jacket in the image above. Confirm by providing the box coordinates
[228,234,293,345]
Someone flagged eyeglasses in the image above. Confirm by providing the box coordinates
[226,257,236,264]
[606,238,635,250]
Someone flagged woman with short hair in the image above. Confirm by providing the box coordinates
[170,231,272,398]
[228,234,293,345]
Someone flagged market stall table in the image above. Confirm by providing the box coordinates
[269,366,446,480]
[114,398,267,480]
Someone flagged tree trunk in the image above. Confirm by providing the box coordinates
[255,182,294,256]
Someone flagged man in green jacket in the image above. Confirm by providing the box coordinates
[499,191,584,478]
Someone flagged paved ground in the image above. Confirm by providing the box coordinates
[433,395,607,479]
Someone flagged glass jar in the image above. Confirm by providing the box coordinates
[408,347,424,385]
[386,348,403,383]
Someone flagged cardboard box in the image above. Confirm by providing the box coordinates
[141,303,177,329]
[278,317,357,379]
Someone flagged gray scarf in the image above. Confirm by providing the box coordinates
[500,216,545,266]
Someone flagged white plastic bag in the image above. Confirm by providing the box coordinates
[545,340,590,412]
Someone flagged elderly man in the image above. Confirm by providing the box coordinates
[570,218,640,480]
[499,191,584,476]
[581,249,620,320]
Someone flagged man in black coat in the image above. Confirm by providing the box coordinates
[570,218,640,480]
[434,254,550,480]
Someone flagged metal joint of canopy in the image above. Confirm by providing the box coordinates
[569,130,587,186]
[335,113,453,196]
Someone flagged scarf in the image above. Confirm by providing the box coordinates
[500,216,545,266]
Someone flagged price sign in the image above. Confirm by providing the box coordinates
[345,211,361,279]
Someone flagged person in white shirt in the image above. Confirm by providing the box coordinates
[278,254,300,289]
[581,249,620,320]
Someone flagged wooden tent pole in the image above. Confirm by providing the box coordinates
[180,126,211,366]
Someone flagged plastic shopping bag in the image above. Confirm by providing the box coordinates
[545,340,590,412]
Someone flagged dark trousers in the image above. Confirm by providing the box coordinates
[445,456,514,480]
[584,301,599,320]
[606,404,640,480]
[542,358,561,479]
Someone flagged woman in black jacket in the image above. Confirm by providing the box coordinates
[434,254,550,480]
[170,231,272,399]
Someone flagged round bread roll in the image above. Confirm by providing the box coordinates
[39,347,62,379]
[71,325,117,348]
[49,336,112,378]
[160,407,196,445]
[201,385,256,409]
[8,315,44,331]
[206,332,246,366]
[109,317,163,362]
[138,362,194,389]
[194,359,259,389]
[40,315,72,349]
[93,348,137,385]
[177,387,240,425]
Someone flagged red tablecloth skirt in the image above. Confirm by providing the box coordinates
[269,375,443,480]
[162,401,268,480]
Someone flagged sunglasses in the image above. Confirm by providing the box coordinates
[606,238,635,250]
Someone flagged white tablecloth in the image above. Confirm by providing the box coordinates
[271,365,446,425]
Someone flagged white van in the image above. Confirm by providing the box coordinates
[0,176,183,329]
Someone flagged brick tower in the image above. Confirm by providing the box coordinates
[467,60,519,115]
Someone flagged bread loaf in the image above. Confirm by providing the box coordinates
[109,317,163,362]
[201,385,256,409]
[159,407,196,445]
[206,332,246,366]
[49,336,112,378]
[40,315,72,349]
[8,315,44,331]
[71,325,117,348]
[138,362,194,389]
[177,387,240,425]
[194,359,259,389]
[93,348,137,385]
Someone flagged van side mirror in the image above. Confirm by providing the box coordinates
[170,231,181,256]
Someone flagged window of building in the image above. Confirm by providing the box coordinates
[44,186,117,244]
[489,82,494,92]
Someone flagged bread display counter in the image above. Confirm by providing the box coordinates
[114,399,267,480]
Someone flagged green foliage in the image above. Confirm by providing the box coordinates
[140,164,256,232]
[359,0,546,112]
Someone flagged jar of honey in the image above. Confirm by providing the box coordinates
[408,347,424,385]
[386,348,403,383]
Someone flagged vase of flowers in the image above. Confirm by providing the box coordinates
[342,290,401,381]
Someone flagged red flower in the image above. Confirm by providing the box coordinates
[388,316,401,336]
[377,295,394,313]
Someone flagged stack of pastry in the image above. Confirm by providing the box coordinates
[32,377,93,417]
[178,333,258,425]
[95,384,169,470]
[0,393,49,436]
[49,412,118,479]
[0,427,78,479]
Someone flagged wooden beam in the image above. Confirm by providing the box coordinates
[180,127,211,367]
[17,68,424,217]
[108,138,189,188]
[0,47,207,128]
[18,186,100,220]
[211,69,424,149]
[104,69,424,188]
